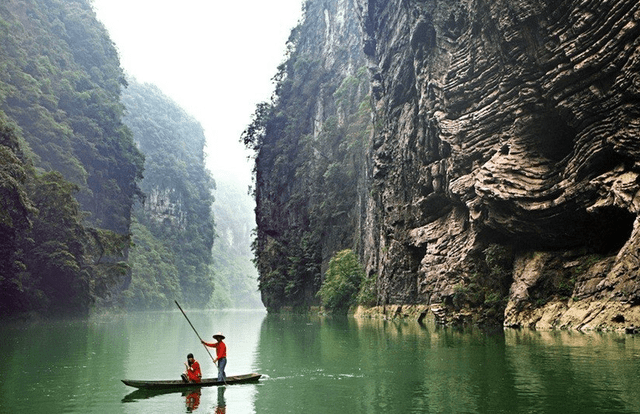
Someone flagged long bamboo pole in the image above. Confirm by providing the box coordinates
[174,300,217,367]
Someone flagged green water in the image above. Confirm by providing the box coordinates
[1,310,639,413]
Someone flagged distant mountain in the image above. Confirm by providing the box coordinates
[209,170,262,309]
[121,79,215,309]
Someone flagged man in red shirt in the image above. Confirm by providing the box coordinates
[182,353,202,383]
[202,332,227,382]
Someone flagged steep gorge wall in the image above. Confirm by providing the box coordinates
[252,0,640,328]
[357,0,640,329]
[250,0,369,310]
[0,0,143,315]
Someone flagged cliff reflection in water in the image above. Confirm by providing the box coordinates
[253,314,640,413]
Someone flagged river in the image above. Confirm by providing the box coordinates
[0,309,639,413]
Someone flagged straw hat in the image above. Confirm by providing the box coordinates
[213,332,225,340]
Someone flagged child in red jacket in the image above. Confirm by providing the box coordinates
[181,353,202,383]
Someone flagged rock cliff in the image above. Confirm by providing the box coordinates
[357,0,640,329]
[247,0,369,310]
[251,0,640,329]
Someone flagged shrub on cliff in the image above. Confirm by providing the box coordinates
[318,249,365,314]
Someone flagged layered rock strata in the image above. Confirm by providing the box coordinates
[355,0,640,329]
[253,0,640,329]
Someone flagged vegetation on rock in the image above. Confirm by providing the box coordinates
[317,249,366,314]
[0,113,132,316]
[0,0,143,234]
[121,79,215,309]
[243,0,369,312]
[0,0,142,317]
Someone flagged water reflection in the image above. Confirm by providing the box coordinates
[214,386,226,413]
[0,316,129,413]
[253,314,640,414]
[504,329,640,413]
[185,388,201,411]
[121,386,197,402]
[2,311,638,413]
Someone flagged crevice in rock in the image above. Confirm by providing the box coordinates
[583,206,635,254]
[575,147,626,182]
[407,243,427,273]
[534,112,575,162]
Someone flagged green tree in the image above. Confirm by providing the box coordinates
[25,172,88,312]
[317,249,365,314]
[0,113,37,315]
[125,219,181,309]
[0,156,130,317]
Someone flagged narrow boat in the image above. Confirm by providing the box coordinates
[122,373,261,390]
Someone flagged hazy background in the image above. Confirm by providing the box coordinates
[93,0,304,185]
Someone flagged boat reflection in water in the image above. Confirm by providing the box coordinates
[122,386,202,403]
[122,385,226,412]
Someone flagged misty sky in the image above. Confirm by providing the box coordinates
[92,0,304,184]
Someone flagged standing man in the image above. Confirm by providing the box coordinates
[202,332,227,382]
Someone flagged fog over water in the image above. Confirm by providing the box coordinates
[93,0,304,185]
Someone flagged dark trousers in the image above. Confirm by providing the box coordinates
[217,357,227,382]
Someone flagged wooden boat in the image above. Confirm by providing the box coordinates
[122,373,261,390]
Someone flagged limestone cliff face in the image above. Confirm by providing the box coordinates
[251,0,368,310]
[356,0,640,329]
[253,0,640,328]
[143,187,187,229]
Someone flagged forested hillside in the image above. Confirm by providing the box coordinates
[121,80,215,309]
[0,0,143,233]
[0,0,143,316]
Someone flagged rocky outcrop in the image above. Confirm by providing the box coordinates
[143,187,187,229]
[252,0,640,329]
[356,0,640,329]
